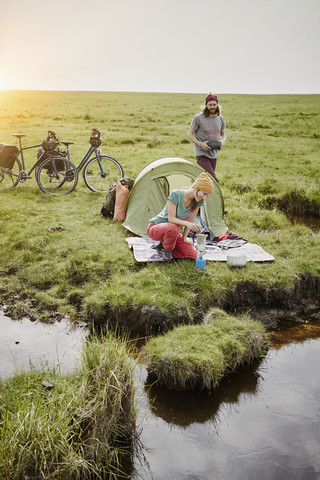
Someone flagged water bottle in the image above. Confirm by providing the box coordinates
[195,255,206,270]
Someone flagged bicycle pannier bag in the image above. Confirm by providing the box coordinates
[0,144,19,169]
[37,147,67,173]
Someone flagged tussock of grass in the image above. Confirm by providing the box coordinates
[0,333,135,479]
[146,137,162,148]
[144,308,268,391]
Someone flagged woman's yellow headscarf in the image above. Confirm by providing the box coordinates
[192,172,214,195]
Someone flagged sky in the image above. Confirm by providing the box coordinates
[0,0,319,94]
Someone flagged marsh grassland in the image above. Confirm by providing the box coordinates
[0,332,135,479]
[0,91,319,327]
[0,90,319,478]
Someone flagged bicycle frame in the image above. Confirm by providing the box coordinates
[0,132,79,195]
[15,136,44,175]
[15,135,67,181]
[20,144,47,175]
[3,129,123,194]
[66,145,106,176]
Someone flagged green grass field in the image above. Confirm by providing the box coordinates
[1,91,319,326]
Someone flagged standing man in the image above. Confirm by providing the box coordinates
[188,93,227,183]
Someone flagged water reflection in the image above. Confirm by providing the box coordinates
[0,310,88,378]
[2,307,320,480]
[270,313,320,348]
[146,359,263,428]
[130,315,320,480]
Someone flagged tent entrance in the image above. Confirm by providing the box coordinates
[152,172,194,195]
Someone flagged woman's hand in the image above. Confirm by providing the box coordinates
[183,237,194,245]
[185,221,201,232]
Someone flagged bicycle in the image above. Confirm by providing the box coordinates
[61,128,124,193]
[0,131,78,195]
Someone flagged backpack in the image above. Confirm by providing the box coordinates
[0,144,19,169]
[101,177,134,218]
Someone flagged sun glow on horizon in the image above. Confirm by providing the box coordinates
[0,72,6,90]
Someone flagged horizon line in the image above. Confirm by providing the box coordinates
[1,89,319,96]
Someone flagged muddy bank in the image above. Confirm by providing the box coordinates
[88,274,320,335]
[2,274,320,336]
[262,191,320,218]
[219,274,320,329]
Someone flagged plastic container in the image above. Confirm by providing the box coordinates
[195,255,206,270]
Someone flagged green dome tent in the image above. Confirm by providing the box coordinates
[123,157,228,237]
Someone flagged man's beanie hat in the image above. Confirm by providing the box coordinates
[205,93,218,104]
[192,172,214,195]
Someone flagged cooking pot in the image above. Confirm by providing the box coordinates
[226,253,247,267]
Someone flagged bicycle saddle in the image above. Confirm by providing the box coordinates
[12,134,26,138]
[60,141,74,147]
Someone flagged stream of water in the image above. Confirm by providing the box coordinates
[131,317,320,480]
[1,309,319,480]
[0,311,88,378]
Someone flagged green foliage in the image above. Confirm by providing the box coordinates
[144,308,268,390]
[0,91,319,323]
[0,332,135,479]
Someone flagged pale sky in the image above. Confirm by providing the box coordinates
[1,0,319,94]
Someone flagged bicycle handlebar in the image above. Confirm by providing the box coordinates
[40,130,60,152]
[46,130,59,142]
[41,139,59,152]
[90,128,102,148]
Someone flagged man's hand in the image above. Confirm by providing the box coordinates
[200,141,211,152]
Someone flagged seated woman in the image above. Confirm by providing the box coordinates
[147,172,214,260]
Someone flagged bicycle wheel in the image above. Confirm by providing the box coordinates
[36,156,78,195]
[83,155,124,193]
[0,154,21,191]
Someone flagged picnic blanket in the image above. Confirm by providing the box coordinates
[126,237,275,263]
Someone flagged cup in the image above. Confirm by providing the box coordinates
[196,233,206,255]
